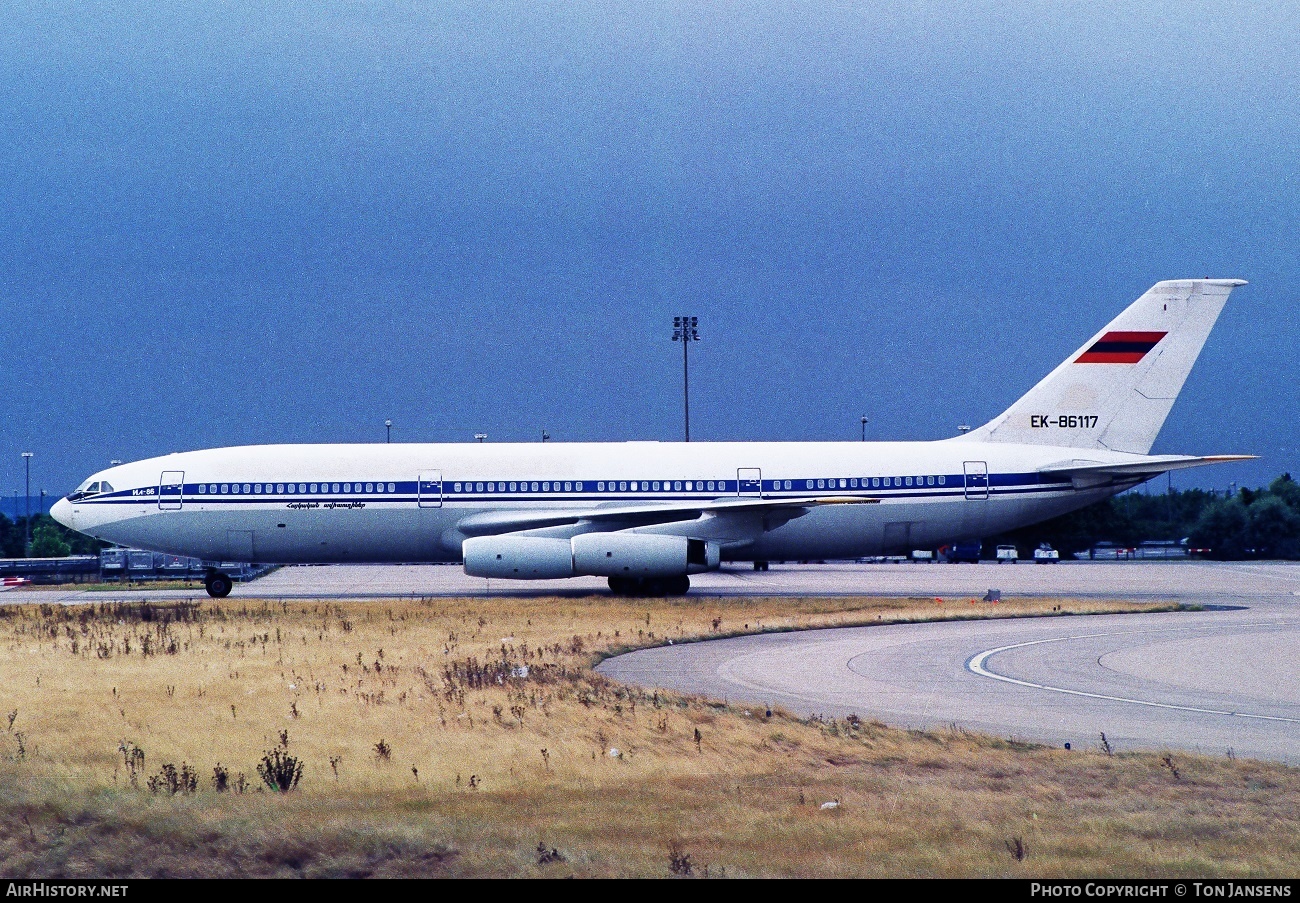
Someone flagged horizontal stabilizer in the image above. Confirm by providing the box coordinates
[1039,454,1256,489]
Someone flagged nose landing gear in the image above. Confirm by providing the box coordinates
[204,569,233,598]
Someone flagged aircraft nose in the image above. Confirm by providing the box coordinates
[51,498,75,529]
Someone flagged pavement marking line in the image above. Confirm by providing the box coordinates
[966,623,1300,725]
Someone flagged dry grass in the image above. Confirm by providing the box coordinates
[0,593,1294,877]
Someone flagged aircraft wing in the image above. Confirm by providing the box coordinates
[451,495,878,546]
[1039,455,1256,489]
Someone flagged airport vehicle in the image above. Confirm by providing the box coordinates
[996,544,1019,563]
[53,279,1253,598]
[941,541,983,564]
[1033,543,1060,563]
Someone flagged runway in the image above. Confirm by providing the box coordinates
[596,590,1300,764]
[17,558,1300,603]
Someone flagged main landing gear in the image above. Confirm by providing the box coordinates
[205,569,233,599]
[608,575,690,597]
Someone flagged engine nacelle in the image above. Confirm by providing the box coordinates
[462,533,722,580]
[463,536,575,579]
[571,533,720,578]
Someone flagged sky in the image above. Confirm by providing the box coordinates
[2,1,1297,496]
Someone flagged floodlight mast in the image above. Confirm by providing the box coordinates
[672,316,699,442]
[21,452,32,557]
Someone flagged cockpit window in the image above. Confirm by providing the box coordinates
[70,479,112,500]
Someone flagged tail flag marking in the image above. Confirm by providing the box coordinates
[1075,331,1168,364]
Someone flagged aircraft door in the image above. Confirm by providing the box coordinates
[159,471,184,510]
[737,468,762,497]
[963,461,989,500]
[418,471,443,508]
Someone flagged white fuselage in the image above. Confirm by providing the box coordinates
[52,438,1144,565]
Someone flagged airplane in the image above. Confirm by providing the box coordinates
[53,279,1253,599]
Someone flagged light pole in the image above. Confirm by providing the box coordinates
[385,420,392,444]
[860,415,868,442]
[672,316,699,442]
[541,430,550,442]
[21,452,32,557]
[474,433,487,443]
[957,424,971,436]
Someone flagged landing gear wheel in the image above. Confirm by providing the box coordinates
[666,575,690,596]
[205,571,233,598]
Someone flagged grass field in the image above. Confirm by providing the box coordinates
[0,593,1296,878]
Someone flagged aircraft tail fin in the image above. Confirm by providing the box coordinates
[963,279,1245,454]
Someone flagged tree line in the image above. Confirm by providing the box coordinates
[0,514,105,558]
[987,473,1300,560]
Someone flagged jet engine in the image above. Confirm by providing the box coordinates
[463,533,720,583]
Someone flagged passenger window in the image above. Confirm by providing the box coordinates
[531,482,539,492]
[939,475,946,485]
[597,482,605,491]
[366,483,374,492]
[684,481,691,491]
[297,484,306,493]
[673,481,682,491]
[850,479,858,488]
[486,482,494,492]
[905,477,912,486]
[805,480,813,490]
[232,484,241,494]
[784,480,792,490]
[652,481,660,491]
[198,484,207,494]
[575,482,583,491]
[509,482,517,492]
[331,483,338,492]
[817,479,825,489]
[275,484,284,493]
[475,482,484,492]
[243,484,251,493]
[926,476,934,486]
[618,482,626,491]
[221,484,229,494]
[389,483,395,492]
[453,483,462,492]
